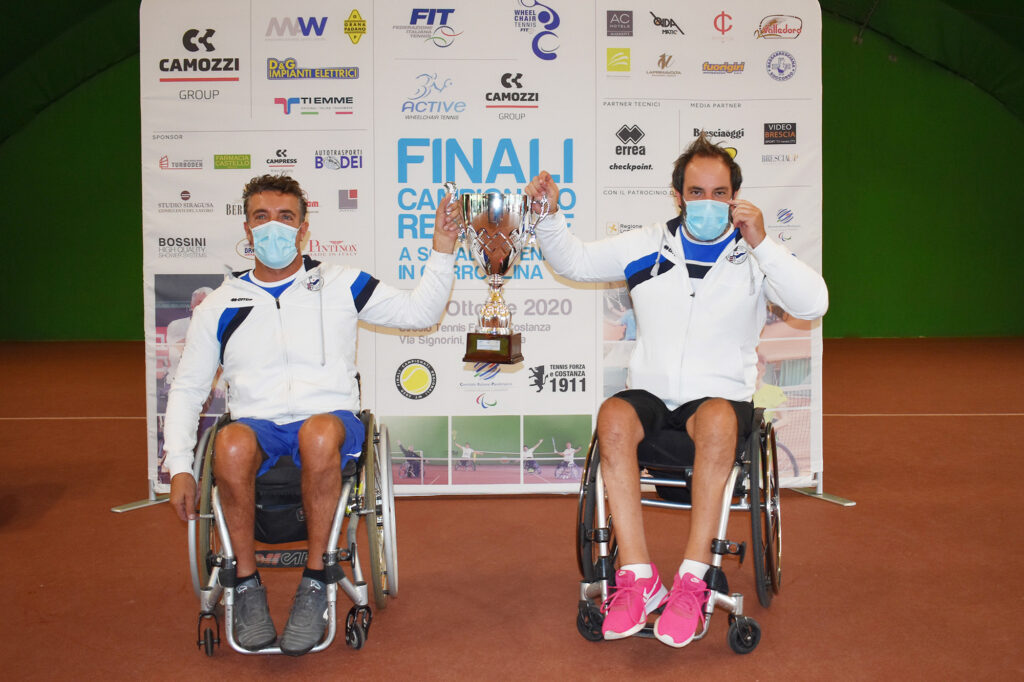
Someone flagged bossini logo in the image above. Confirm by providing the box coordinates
[396,359,437,399]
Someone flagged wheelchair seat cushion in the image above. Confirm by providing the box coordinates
[251,455,357,545]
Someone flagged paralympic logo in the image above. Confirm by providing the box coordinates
[475,393,498,409]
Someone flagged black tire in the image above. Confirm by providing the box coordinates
[576,601,603,642]
[190,415,228,599]
[346,622,366,650]
[749,424,773,608]
[727,616,761,654]
[363,416,387,610]
[763,423,783,594]
[202,627,215,657]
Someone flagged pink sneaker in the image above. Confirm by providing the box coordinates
[653,572,709,648]
[600,566,668,640]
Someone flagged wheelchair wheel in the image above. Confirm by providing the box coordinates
[189,415,226,599]
[750,421,782,607]
[365,422,399,609]
[576,435,617,582]
[727,615,761,654]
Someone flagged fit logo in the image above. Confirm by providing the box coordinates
[182,28,215,52]
[410,8,455,25]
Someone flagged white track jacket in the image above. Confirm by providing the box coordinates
[535,213,828,409]
[163,252,455,479]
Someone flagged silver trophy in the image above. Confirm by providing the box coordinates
[444,181,549,364]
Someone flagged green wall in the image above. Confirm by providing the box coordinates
[1,11,1020,340]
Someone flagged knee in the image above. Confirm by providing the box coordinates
[691,399,738,451]
[213,423,260,480]
[298,414,344,468]
[597,398,643,460]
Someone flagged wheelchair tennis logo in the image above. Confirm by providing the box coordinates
[395,359,437,399]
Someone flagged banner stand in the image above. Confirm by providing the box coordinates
[111,480,169,513]
[792,473,855,507]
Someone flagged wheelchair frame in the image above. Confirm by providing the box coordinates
[186,410,398,656]
[574,408,782,654]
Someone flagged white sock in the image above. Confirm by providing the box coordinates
[620,563,653,580]
[678,559,710,581]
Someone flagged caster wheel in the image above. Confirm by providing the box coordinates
[727,616,761,654]
[576,601,603,642]
[346,623,366,650]
[202,627,215,657]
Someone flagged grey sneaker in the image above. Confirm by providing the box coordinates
[233,579,277,651]
[280,577,328,656]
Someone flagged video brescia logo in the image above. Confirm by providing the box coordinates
[396,359,437,399]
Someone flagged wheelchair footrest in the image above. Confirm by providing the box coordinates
[711,539,745,564]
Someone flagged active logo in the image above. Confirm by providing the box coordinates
[396,359,437,399]
[401,73,465,120]
[344,10,367,44]
[755,15,803,39]
[265,17,328,39]
[766,50,797,81]
[764,122,796,144]
[607,48,630,72]
[514,1,560,61]
[607,10,633,37]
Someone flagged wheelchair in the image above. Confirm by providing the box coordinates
[575,407,782,654]
[187,410,398,656]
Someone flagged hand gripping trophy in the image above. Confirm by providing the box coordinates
[443,182,549,364]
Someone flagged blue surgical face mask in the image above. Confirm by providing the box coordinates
[683,200,731,242]
[250,220,299,269]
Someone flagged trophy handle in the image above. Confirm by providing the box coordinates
[442,181,467,240]
[527,194,550,245]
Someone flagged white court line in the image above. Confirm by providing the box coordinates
[824,413,1023,417]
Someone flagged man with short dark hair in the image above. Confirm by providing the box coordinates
[165,174,460,655]
[525,133,827,648]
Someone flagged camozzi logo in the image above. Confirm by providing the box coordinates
[398,8,463,47]
[159,29,240,82]
[396,359,437,399]
[607,10,632,36]
[401,73,466,120]
[513,1,561,61]
[755,15,803,39]
[314,148,363,170]
[485,73,540,110]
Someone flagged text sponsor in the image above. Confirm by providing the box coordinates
[178,88,219,101]
[267,57,358,80]
[695,127,743,140]
[159,155,202,170]
[690,101,742,109]
[306,238,358,257]
[605,221,642,234]
[314,148,364,170]
[607,47,630,72]
[401,73,465,120]
[395,359,437,399]
[607,10,632,36]
[157,190,214,214]
[615,124,645,155]
[344,10,367,44]
[602,100,661,108]
[528,363,588,393]
[702,60,744,74]
[513,0,560,60]
[266,149,297,168]
[158,236,207,258]
[650,11,683,35]
[761,152,799,164]
[396,8,462,47]
[226,199,244,216]
[275,95,354,115]
[764,122,796,144]
[646,53,681,77]
[213,154,250,169]
[755,15,802,39]
[236,238,255,259]
[457,362,514,394]
[766,51,797,81]
[265,17,328,39]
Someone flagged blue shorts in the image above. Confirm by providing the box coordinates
[236,410,365,478]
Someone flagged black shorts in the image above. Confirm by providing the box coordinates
[611,389,754,469]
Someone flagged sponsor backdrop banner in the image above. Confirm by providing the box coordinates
[141,0,822,495]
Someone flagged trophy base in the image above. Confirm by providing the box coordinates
[463,332,523,365]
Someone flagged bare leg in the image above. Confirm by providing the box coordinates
[213,423,262,576]
[596,397,650,566]
[297,414,344,571]
[684,399,738,564]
